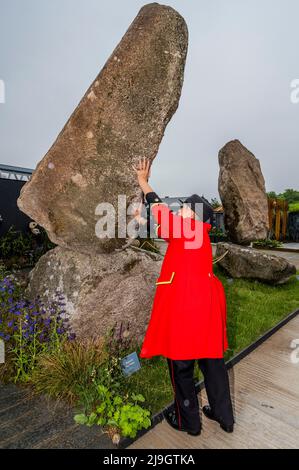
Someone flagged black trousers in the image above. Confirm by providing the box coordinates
[167,358,234,433]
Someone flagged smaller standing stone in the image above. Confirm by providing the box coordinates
[218,140,269,245]
[216,242,296,284]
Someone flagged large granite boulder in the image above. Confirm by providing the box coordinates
[17,3,188,255]
[25,246,163,342]
[216,242,296,284]
[218,140,269,245]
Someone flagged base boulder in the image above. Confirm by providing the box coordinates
[25,246,163,343]
[215,242,296,284]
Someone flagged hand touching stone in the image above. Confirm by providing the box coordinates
[132,157,151,182]
[132,157,154,196]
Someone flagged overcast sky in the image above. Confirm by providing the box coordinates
[0,0,298,201]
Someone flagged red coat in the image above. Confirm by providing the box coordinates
[139,202,228,360]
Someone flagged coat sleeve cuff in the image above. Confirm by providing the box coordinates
[145,192,162,205]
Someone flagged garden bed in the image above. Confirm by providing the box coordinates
[252,244,299,253]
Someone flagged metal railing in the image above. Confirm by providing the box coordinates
[0,164,34,181]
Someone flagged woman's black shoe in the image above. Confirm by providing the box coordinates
[202,405,234,433]
[163,409,201,436]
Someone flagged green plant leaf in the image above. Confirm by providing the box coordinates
[87,412,97,426]
[74,413,88,425]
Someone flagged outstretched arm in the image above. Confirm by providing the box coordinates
[132,158,178,241]
[132,157,154,196]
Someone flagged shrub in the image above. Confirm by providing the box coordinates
[252,238,283,248]
[289,203,299,213]
[0,225,56,269]
[209,227,228,243]
[73,321,152,439]
[0,265,152,442]
[0,226,32,259]
[30,339,108,405]
[74,384,151,439]
[0,273,75,383]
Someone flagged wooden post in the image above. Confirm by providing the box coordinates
[282,199,288,240]
[268,198,273,232]
[267,197,289,241]
[274,200,280,241]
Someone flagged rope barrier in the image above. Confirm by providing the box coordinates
[212,249,229,264]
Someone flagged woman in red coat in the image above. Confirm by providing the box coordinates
[133,157,234,436]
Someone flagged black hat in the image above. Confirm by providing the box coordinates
[179,194,213,223]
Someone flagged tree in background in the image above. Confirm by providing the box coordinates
[267,188,299,212]
[267,188,299,203]
[210,197,222,209]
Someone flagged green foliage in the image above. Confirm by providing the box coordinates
[252,238,283,248]
[267,191,278,199]
[72,323,152,438]
[210,227,226,236]
[267,188,299,205]
[289,202,299,213]
[74,384,151,439]
[281,189,299,204]
[209,226,228,242]
[0,225,56,269]
[0,270,75,383]
[72,323,135,416]
[0,226,32,258]
[210,197,221,209]
[30,339,108,405]
[0,261,9,279]
[30,317,152,440]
